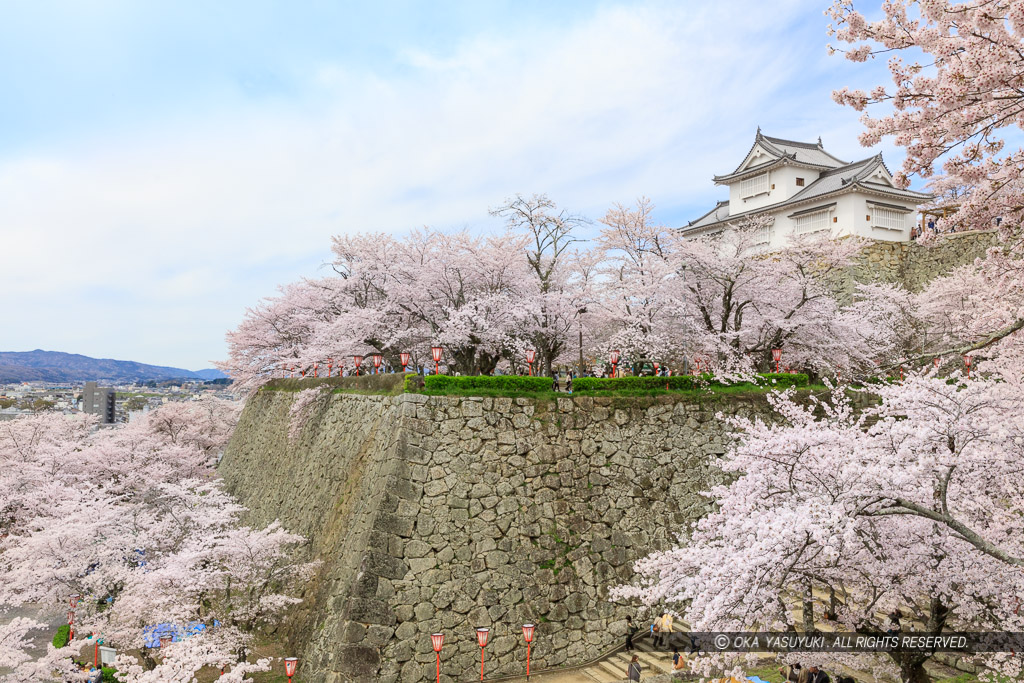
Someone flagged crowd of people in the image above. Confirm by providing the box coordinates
[619,612,861,682]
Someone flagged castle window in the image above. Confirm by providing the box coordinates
[740,173,769,199]
[794,208,831,234]
[796,177,805,186]
[870,204,908,231]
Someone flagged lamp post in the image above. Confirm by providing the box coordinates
[67,610,74,642]
[476,627,490,681]
[772,348,782,374]
[610,349,620,378]
[327,358,333,377]
[964,354,972,379]
[400,352,411,374]
[431,346,443,375]
[354,355,363,376]
[284,657,298,683]
[430,633,444,683]
[523,623,536,680]
[526,349,536,376]
[372,353,383,375]
[290,366,294,378]
[313,362,318,378]
[92,632,99,666]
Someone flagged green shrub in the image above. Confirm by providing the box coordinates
[423,375,554,393]
[52,624,70,649]
[573,373,808,392]
[102,667,118,682]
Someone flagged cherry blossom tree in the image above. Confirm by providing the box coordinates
[612,375,1024,683]
[0,400,314,682]
[593,197,682,365]
[491,194,590,375]
[828,0,1024,233]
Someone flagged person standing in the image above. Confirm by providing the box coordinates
[551,370,560,392]
[627,654,642,681]
[625,615,638,652]
[566,372,574,394]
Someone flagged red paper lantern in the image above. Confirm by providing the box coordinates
[430,634,444,683]
[609,349,620,365]
[400,352,411,372]
[354,355,363,376]
[431,346,443,375]
[933,357,940,368]
[526,349,536,364]
[284,658,298,677]
[963,354,972,379]
[159,635,172,648]
[372,353,383,374]
[476,628,490,681]
[523,623,536,679]
[69,594,80,608]
[772,348,782,373]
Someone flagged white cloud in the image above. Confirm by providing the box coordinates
[0,0,896,368]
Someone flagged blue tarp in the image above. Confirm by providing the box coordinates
[142,620,220,647]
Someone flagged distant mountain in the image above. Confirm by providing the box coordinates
[0,350,226,384]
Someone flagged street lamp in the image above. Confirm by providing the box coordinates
[772,348,782,373]
[964,354,972,379]
[476,627,490,681]
[284,657,298,683]
[327,358,333,377]
[610,350,620,378]
[67,610,75,642]
[372,353,383,375]
[526,349,536,376]
[400,352,411,374]
[354,355,363,377]
[430,633,444,683]
[431,346,443,375]
[523,623,536,680]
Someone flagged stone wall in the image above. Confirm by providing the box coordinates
[220,390,776,683]
[852,229,999,292]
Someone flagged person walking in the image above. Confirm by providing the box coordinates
[627,654,642,681]
[625,615,638,652]
[660,612,674,647]
[566,372,573,394]
[551,370,560,392]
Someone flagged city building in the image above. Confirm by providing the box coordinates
[683,129,932,247]
[83,381,116,423]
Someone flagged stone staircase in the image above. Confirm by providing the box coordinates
[581,635,677,682]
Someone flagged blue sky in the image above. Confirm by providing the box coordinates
[0,0,906,370]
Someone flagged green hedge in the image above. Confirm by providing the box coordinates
[53,624,70,648]
[423,375,554,392]
[574,373,808,392]
[102,667,117,682]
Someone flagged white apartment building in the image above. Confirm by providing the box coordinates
[682,129,932,247]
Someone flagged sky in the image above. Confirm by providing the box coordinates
[0,0,907,370]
